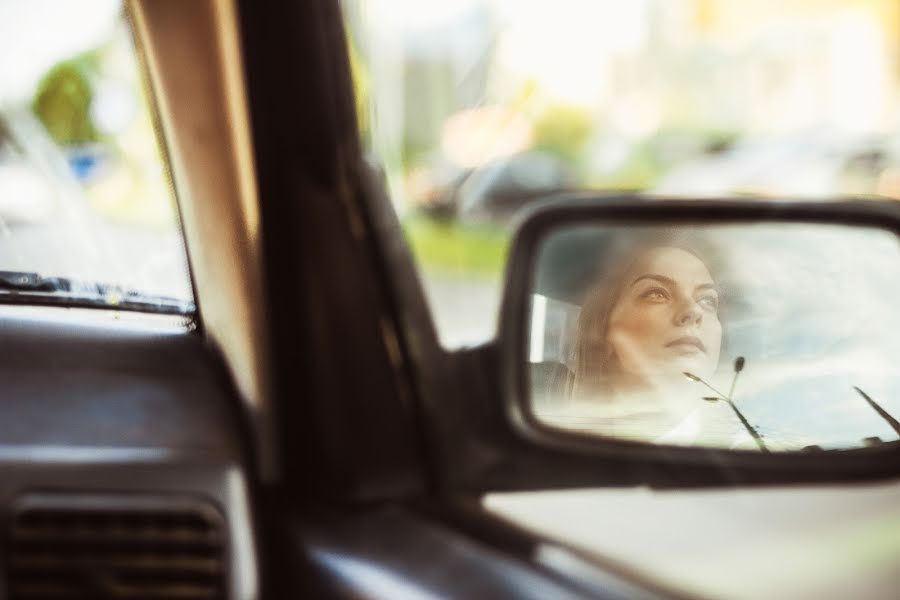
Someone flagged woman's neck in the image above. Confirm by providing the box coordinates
[610,373,700,418]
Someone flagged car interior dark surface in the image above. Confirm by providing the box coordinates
[2,1,900,599]
[0,308,256,596]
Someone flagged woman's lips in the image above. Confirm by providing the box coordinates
[665,335,706,354]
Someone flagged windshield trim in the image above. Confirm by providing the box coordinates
[0,289,195,316]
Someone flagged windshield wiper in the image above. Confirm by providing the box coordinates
[0,271,75,292]
[685,356,770,453]
[853,386,900,439]
[0,270,194,315]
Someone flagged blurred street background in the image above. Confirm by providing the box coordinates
[343,0,900,345]
[0,1,190,302]
[7,1,900,342]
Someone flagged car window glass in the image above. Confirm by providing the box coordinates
[343,0,900,347]
[0,1,192,312]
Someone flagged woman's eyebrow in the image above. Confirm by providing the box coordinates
[631,275,718,292]
[630,274,674,287]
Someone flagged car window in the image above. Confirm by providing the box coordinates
[342,0,900,348]
[0,1,192,313]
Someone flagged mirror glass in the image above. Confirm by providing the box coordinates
[527,222,900,452]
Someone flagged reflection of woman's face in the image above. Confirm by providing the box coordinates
[606,247,722,382]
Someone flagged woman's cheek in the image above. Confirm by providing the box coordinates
[608,304,667,361]
[616,303,667,341]
[606,328,646,375]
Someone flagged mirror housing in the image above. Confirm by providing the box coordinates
[496,195,900,482]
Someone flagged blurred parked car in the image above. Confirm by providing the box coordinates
[654,133,900,199]
[412,150,577,224]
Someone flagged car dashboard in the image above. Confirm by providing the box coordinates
[0,306,257,599]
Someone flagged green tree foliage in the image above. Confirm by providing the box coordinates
[32,61,99,145]
[532,105,594,163]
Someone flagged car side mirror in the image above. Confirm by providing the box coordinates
[499,196,900,457]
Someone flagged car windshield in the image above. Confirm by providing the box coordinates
[0,1,192,313]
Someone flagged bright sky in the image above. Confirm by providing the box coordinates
[0,0,120,104]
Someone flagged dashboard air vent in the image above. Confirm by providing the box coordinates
[6,495,226,599]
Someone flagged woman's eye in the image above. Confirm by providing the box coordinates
[698,295,719,310]
[640,288,669,302]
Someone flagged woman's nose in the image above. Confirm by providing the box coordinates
[674,299,703,326]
